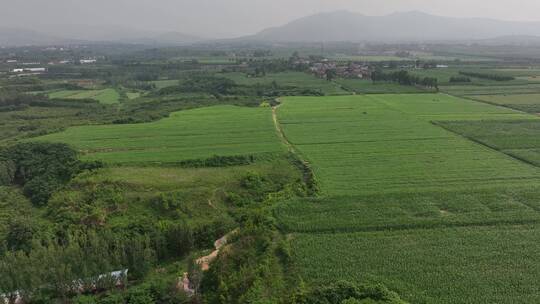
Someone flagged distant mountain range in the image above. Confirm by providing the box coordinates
[3,11,540,47]
[251,11,540,43]
[0,28,67,46]
[0,25,202,47]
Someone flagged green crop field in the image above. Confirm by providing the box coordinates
[290,225,540,304]
[440,120,540,167]
[441,84,540,96]
[276,186,540,233]
[276,94,537,195]
[49,88,120,104]
[493,68,540,77]
[221,72,349,95]
[470,93,540,105]
[33,105,283,164]
[151,79,181,89]
[467,94,540,113]
[273,93,540,303]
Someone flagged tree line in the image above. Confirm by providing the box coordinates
[371,70,438,90]
[0,142,102,206]
[458,71,514,81]
[0,224,194,303]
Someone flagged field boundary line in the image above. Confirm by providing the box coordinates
[284,217,540,235]
[443,92,535,115]
[432,120,540,170]
[272,100,320,195]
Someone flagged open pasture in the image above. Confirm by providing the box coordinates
[33,105,283,164]
[277,94,538,195]
[49,88,120,104]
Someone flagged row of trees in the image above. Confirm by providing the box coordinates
[459,71,514,81]
[371,70,438,89]
[0,232,152,302]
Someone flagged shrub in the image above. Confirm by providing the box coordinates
[72,295,98,304]
[99,292,125,304]
[23,174,61,206]
[0,159,15,185]
[5,218,36,252]
[126,287,155,304]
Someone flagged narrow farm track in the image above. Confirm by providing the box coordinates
[272,103,319,194]
[272,103,295,153]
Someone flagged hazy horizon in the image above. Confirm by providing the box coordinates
[2,0,540,39]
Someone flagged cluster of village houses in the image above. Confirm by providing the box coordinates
[310,61,371,79]
[288,57,371,79]
[306,59,448,80]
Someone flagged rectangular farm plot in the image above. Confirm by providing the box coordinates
[277,94,540,195]
[33,105,283,164]
[276,186,540,233]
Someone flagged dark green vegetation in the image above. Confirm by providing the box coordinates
[0,142,102,205]
[3,42,540,304]
[371,70,438,90]
[458,70,515,81]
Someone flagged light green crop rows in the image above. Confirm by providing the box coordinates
[276,186,540,233]
[290,225,540,304]
[33,105,283,164]
[273,93,540,303]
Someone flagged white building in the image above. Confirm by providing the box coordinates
[24,68,46,72]
[80,59,97,64]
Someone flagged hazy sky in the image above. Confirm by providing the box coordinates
[2,0,540,38]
